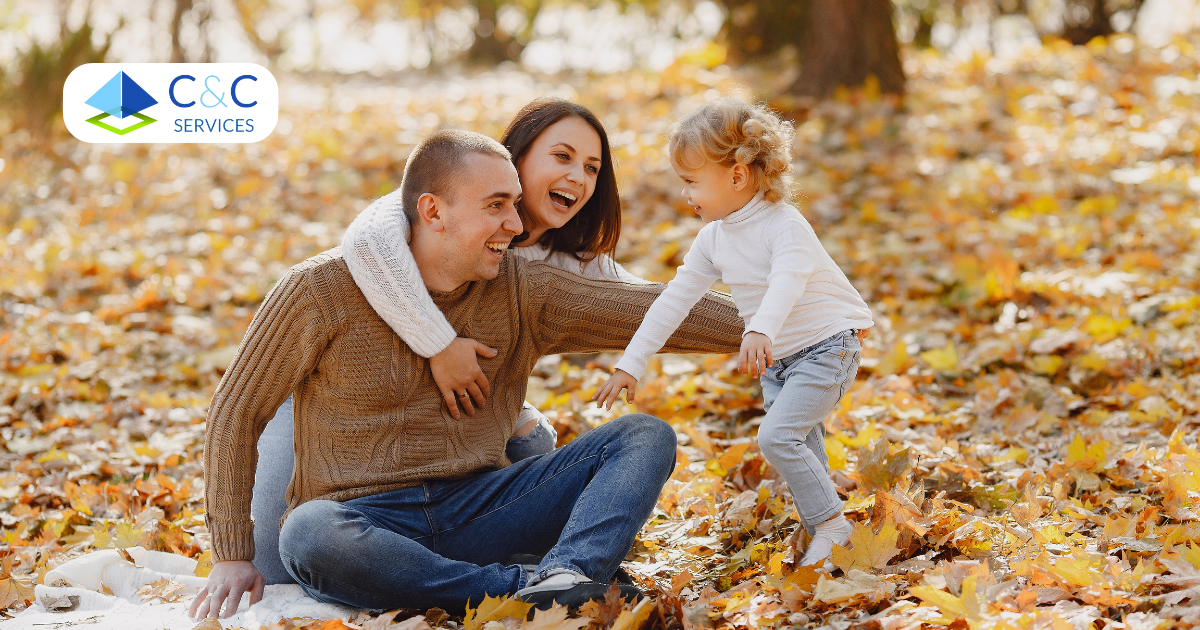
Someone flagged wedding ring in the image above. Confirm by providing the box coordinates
[458,392,468,398]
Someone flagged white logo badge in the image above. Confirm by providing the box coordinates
[64,63,279,143]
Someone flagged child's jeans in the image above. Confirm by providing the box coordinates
[758,329,862,535]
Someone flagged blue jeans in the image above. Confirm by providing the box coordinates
[758,329,861,535]
[275,414,677,612]
[250,397,558,585]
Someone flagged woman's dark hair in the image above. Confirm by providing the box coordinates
[501,98,621,262]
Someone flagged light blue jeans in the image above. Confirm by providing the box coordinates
[250,397,558,585]
[758,329,861,535]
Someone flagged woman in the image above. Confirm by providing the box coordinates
[251,98,647,584]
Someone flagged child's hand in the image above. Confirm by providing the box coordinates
[740,332,773,378]
[592,369,638,410]
[856,328,869,342]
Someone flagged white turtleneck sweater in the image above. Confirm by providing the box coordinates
[613,192,874,380]
[341,190,646,359]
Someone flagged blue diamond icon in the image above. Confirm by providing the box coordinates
[85,71,157,118]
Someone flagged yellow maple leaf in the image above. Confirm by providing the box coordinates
[0,555,35,609]
[523,603,590,630]
[825,437,848,471]
[1082,315,1130,344]
[874,341,911,377]
[830,521,900,573]
[609,597,654,630]
[908,575,984,625]
[919,342,958,372]
[1029,355,1063,376]
[1130,396,1175,423]
[1066,434,1107,470]
[464,594,534,630]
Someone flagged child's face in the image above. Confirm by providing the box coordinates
[672,154,755,223]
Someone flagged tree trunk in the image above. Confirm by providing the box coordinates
[170,0,194,63]
[721,0,808,63]
[789,0,905,98]
[467,0,524,64]
[1061,0,1114,45]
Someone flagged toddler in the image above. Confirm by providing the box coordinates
[593,97,874,570]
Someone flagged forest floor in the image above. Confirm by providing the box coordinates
[2,34,1200,630]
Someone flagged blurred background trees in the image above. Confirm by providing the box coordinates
[0,0,1182,133]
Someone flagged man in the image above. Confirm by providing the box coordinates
[190,130,743,618]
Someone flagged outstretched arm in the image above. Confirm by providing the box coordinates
[342,194,494,418]
[523,258,742,360]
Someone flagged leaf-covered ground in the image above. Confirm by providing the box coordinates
[3,34,1200,629]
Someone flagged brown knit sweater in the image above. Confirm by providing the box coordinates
[204,248,743,562]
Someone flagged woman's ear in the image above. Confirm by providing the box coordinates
[731,163,751,191]
[416,193,445,232]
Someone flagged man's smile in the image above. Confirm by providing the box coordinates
[485,240,510,257]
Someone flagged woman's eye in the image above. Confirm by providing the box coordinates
[585,165,598,175]
[554,153,569,161]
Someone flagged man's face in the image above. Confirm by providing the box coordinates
[439,153,523,283]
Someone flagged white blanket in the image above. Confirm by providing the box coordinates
[10,548,356,630]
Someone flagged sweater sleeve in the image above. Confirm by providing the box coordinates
[203,265,336,562]
[745,218,820,343]
[522,255,741,361]
[612,239,724,379]
[341,193,458,358]
[579,254,651,285]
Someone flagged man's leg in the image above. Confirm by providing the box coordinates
[279,413,676,611]
[429,413,677,585]
[278,489,526,612]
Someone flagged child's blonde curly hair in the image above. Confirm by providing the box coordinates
[667,97,795,203]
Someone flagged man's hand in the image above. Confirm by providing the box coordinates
[189,560,264,620]
[739,332,773,378]
[592,369,639,410]
[431,337,498,419]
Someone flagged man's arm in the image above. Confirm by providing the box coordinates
[523,261,743,359]
[203,262,338,563]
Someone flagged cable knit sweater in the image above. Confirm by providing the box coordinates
[342,191,647,359]
[204,248,743,563]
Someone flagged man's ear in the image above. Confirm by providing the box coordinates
[416,193,445,233]
[731,163,751,191]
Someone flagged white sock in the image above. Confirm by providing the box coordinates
[800,514,853,570]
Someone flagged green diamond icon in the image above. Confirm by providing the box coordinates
[84,71,158,135]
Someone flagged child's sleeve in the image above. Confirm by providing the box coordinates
[747,219,820,343]
[612,236,722,380]
[341,194,458,358]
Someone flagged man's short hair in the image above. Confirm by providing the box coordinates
[400,130,512,224]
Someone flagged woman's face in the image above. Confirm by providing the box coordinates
[516,116,603,236]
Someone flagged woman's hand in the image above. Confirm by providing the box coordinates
[740,332,773,378]
[189,560,263,619]
[592,369,639,410]
[430,337,498,419]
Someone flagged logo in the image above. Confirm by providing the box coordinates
[64,64,278,144]
[83,71,159,135]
